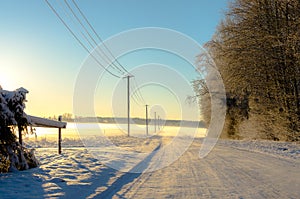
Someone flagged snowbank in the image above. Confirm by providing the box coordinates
[218,139,300,159]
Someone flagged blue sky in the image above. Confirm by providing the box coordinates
[0,0,229,118]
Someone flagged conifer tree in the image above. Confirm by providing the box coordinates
[0,86,39,172]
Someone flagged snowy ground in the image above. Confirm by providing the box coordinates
[0,136,299,199]
[218,139,300,159]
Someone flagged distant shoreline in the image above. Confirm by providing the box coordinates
[60,117,206,128]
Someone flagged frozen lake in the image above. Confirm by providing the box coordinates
[25,122,207,141]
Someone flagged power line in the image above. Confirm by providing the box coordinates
[64,0,125,76]
[133,78,146,105]
[60,0,124,76]
[57,0,96,50]
[46,1,152,136]
[131,82,148,109]
[130,83,144,107]
[71,0,130,74]
[130,88,143,106]
[45,0,121,78]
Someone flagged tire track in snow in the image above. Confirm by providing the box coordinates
[117,139,300,199]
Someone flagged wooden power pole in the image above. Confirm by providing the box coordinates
[145,105,149,136]
[124,75,133,137]
[154,111,157,133]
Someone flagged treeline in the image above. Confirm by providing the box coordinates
[195,0,300,141]
[52,114,205,128]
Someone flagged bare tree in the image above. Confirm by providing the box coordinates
[195,0,300,141]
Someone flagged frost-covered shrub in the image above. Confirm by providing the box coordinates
[0,87,39,172]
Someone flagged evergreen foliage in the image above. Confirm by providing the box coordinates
[0,87,39,172]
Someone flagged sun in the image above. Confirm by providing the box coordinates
[0,72,16,90]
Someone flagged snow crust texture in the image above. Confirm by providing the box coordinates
[0,137,299,198]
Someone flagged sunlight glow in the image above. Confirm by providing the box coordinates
[0,72,14,90]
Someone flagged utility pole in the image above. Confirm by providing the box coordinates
[124,74,134,137]
[145,105,149,136]
[158,115,160,131]
[154,111,157,133]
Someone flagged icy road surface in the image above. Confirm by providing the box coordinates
[116,140,300,198]
[0,137,299,199]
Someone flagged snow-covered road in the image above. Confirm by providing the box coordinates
[0,137,299,199]
[115,139,300,198]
